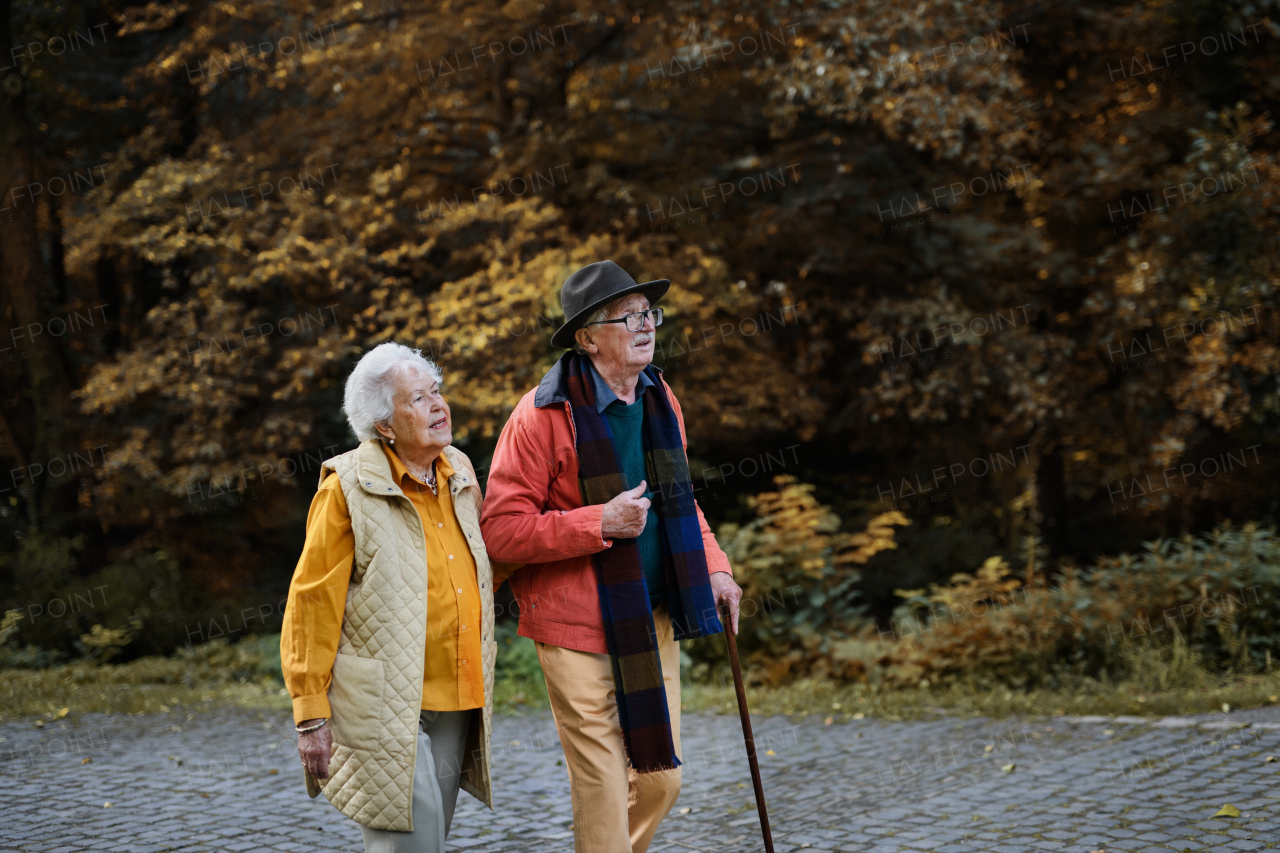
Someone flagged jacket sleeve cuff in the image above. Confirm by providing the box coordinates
[293,694,331,724]
[572,504,610,552]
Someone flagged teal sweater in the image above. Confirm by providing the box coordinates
[604,397,666,603]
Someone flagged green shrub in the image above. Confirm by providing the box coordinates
[880,522,1280,689]
[684,475,909,686]
[0,536,293,664]
[492,619,547,709]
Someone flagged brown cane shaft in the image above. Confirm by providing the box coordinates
[722,602,775,853]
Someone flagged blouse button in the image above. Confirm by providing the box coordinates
[437,522,443,528]
[457,588,463,594]
[448,554,454,560]
[417,593,423,600]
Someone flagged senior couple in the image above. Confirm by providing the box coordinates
[280,260,743,853]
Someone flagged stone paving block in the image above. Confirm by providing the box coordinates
[7,708,1280,852]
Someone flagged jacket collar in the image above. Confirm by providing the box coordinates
[345,439,475,499]
[534,351,664,409]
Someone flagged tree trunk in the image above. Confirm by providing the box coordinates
[0,0,72,530]
[1034,442,1068,560]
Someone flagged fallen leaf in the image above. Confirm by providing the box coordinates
[823,716,834,725]
[34,720,44,728]
[160,706,170,713]
[984,744,995,752]
[1265,756,1276,763]
[831,702,841,709]
[737,782,745,788]
[765,749,775,756]
[1103,729,1115,735]
[1214,804,1241,818]
[81,758,91,765]
[678,808,690,814]
[103,802,111,808]
[508,740,521,747]
[268,769,278,775]
[1222,703,1231,713]
[56,708,69,718]
[1001,763,1016,773]
[852,712,865,720]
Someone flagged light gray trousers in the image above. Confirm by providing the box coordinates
[361,710,471,853]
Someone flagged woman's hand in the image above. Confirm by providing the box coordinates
[297,719,333,779]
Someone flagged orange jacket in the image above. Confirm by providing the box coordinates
[480,357,732,654]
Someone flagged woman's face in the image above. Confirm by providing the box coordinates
[379,365,452,456]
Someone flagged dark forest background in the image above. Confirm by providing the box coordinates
[1,0,1278,674]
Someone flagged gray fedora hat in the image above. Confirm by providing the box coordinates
[551,260,670,349]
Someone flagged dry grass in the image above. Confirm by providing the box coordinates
[7,628,1280,724]
[681,670,1280,721]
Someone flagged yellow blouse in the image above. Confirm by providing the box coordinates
[281,442,484,723]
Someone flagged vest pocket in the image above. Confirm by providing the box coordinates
[328,653,386,752]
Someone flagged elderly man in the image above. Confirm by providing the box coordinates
[480,259,742,853]
[281,342,496,853]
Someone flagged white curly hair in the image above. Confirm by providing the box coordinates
[342,342,443,442]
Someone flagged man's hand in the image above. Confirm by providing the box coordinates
[601,481,650,540]
[297,720,333,779]
[710,571,743,635]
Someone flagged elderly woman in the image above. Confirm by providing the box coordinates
[280,342,496,853]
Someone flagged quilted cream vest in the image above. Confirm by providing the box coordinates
[314,439,496,830]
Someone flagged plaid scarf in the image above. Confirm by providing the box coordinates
[565,353,722,773]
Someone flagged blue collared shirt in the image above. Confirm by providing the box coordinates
[583,358,655,414]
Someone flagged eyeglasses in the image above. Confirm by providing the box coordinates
[586,307,664,332]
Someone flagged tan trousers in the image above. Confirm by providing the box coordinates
[536,603,682,853]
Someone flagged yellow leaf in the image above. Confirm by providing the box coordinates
[1001,763,1015,773]
[765,749,776,756]
[56,708,69,718]
[81,758,91,764]
[1214,804,1241,818]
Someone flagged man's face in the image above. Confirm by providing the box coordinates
[579,293,656,372]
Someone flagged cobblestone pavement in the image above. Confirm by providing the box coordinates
[3,704,1279,852]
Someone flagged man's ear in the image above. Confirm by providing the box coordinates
[574,327,597,353]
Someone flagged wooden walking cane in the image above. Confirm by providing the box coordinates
[720,600,775,853]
